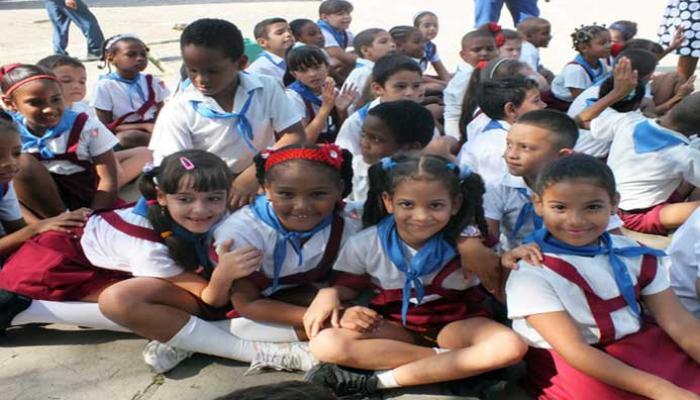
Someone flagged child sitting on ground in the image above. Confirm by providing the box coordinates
[247,18,295,82]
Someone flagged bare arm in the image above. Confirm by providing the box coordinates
[0,209,89,256]
[431,60,451,83]
[325,47,358,66]
[91,150,119,210]
[645,288,700,363]
[457,236,502,298]
[231,278,308,326]
[95,109,114,126]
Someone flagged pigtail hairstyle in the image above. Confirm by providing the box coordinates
[253,143,354,200]
[571,23,607,52]
[363,152,488,244]
[138,149,233,272]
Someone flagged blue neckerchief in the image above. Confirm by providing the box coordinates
[289,80,322,107]
[260,51,287,71]
[526,229,665,317]
[317,20,348,48]
[633,120,687,154]
[591,71,612,87]
[104,72,146,109]
[377,215,457,325]
[484,119,504,132]
[132,198,214,277]
[573,54,606,82]
[12,110,78,159]
[421,41,436,70]
[250,195,333,293]
[190,88,257,152]
[357,103,371,122]
[355,59,370,68]
[180,78,192,92]
[509,187,542,241]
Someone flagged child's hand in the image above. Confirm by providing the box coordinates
[339,306,382,333]
[35,208,91,235]
[229,168,261,210]
[677,75,696,98]
[668,26,686,51]
[612,57,638,97]
[303,287,342,338]
[214,239,262,281]
[320,77,338,110]
[501,243,543,270]
[335,83,359,112]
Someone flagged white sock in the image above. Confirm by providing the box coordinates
[433,347,450,354]
[167,316,258,362]
[10,300,129,332]
[375,369,400,389]
[221,318,299,342]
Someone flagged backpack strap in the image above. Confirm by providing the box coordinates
[66,112,89,154]
[106,74,158,131]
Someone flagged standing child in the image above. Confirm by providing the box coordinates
[150,19,305,209]
[667,207,700,319]
[303,152,526,397]
[545,24,612,111]
[285,46,357,143]
[1,64,122,218]
[342,28,395,112]
[516,17,553,82]
[413,11,450,83]
[92,34,169,148]
[318,0,356,75]
[247,18,295,82]
[506,154,700,399]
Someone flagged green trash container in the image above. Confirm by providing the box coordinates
[244,38,262,65]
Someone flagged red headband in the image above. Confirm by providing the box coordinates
[0,64,60,98]
[263,143,344,171]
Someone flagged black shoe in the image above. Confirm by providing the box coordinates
[0,289,31,333]
[304,363,379,396]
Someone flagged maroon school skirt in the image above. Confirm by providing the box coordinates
[0,228,130,301]
[523,323,700,399]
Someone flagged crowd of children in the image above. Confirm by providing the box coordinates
[2,0,700,398]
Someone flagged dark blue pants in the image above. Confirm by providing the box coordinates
[45,0,104,56]
[474,0,540,27]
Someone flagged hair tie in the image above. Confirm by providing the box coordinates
[160,231,173,239]
[263,143,344,171]
[495,33,506,47]
[180,156,195,170]
[487,23,502,33]
[381,157,396,171]
[0,63,22,82]
[446,162,472,180]
[476,60,489,70]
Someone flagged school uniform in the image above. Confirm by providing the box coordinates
[667,207,700,318]
[520,41,540,72]
[12,110,118,209]
[550,56,608,103]
[0,183,23,224]
[506,231,700,399]
[331,219,489,333]
[465,111,490,143]
[68,100,97,119]
[246,51,287,82]
[149,72,303,173]
[91,72,169,131]
[419,41,441,72]
[335,98,381,157]
[456,119,510,185]
[317,20,353,49]
[566,85,613,158]
[591,109,700,234]
[342,58,374,113]
[444,64,475,140]
[213,196,360,297]
[286,82,339,143]
[348,156,370,204]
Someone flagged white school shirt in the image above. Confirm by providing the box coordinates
[335,98,381,157]
[334,226,480,296]
[465,111,489,142]
[22,115,118,175]
[444,64,474,140]
[348,156,370,204]
[519,41,540,72]
[342,58,374,113]
[506,234,670,348]
[484,174,624,251]
[213,205,361,294]
[667,207,700,318]
[567,85,613,158]
[81,207,186,278]
[150,72,303,173]
[321,28,354,49]
[591,110,700,210]
[285,88,330,134]
[68,101,98,119]
[91,74,169,122]
[0,183,22,223]
[246,51,286,82]
[551,61,607,102]
[456,120,510,185]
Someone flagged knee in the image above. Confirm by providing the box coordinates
[97,282,140,323]
[489,330,528,366]
[309,328,352,364]
[15,154,45,182]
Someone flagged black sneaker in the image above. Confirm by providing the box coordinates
[0,289,31,333]
[304,363,379,396]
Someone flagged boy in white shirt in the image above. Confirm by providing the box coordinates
[246,17,295,82]
[516,17,553,82]
[342,28,395,113]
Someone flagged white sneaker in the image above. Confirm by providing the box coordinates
[245,341,319,375]
[142,340,193,373]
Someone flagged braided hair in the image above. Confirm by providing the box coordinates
[571,23,607,52]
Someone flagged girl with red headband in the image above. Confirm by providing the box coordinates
[0,63,130,220]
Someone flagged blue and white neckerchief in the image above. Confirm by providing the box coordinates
[357,103,371,122]
[509,187,542,241]
[420,41,436,70]
[632,120,687,154]
[317,20,348,48]
[484,119,504,132]
[250,195,333,293]
[132,197,214,276]
[289,80,322,107]
[104,72,146,109]
[355,58,371,68]
[377,215,457,325]
[190,87,257,152]
[12,110,79,159]
[573,54,606,82]
[526,228,665,317]
[260,51,287,71]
